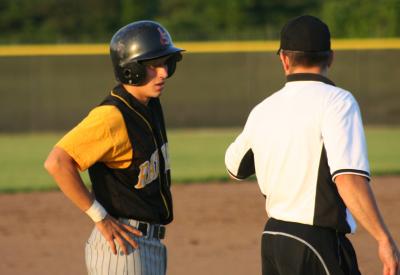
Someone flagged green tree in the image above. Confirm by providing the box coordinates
[321,0,400,38]
[119,0,161,26]
[0,0,120,43]
[156,0,323,40]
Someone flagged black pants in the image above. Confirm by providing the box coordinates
[261,218,361,275]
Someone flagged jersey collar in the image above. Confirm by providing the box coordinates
[286,73,336,86]
[112,84,158,123]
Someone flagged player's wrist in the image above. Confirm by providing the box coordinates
[85,200,108,223]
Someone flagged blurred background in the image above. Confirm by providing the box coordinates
[0,0,399,188]
[0,2,399,275]
[1,0,400,43]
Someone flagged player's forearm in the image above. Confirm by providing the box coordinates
[44,147,94,212]
[335,174,392,243]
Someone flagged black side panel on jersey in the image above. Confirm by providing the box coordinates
[313,145,351,233]
[236,149,255,179]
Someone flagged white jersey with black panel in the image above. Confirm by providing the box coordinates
[225,73,370,233]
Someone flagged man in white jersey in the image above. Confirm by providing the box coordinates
[225,15,399,275]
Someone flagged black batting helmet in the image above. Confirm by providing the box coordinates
[110,20,184,86]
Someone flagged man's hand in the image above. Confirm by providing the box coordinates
[378,238,399,275]
[96,215,143,255]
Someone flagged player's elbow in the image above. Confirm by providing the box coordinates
[225,159,242,181]
[44,147,70,175]
[226,169,245,181]
[225,150,255,181]
[44,151,60,175]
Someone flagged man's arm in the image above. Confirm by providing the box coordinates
[335,174,399,275]
[44,146,142,255]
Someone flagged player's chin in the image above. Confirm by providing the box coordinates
[150,90,163,99]
[154,85,165,95]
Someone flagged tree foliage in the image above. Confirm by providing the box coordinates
[0,0,398,43]
[321,0,400,38]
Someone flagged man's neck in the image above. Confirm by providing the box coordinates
[286,66,328,77]
[122,84,150,106]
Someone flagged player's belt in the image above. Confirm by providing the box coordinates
[120,218,166,240]
[138,222,166,240]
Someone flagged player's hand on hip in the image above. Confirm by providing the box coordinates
[378,238,399,275]
[95,215,143,255]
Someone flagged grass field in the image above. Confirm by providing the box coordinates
[0,127,399,193]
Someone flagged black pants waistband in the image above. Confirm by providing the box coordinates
[263,218,360,275]
[265,218,342,238]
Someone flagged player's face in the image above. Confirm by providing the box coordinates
[134,56,169,102]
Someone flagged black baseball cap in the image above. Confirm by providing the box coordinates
[277,15,331,54]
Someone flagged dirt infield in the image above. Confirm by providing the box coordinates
[0,176,399,275]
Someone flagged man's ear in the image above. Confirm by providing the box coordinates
[279,52,291,73]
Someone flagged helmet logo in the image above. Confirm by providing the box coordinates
[116,42,126,59]
[158,27,170,46]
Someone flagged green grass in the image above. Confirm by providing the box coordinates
[168,129,240,182]
[0,132,80,192]
[0,127,399,193]
[365,127,400,175]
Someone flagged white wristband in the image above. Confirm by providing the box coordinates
[85,200,108,223]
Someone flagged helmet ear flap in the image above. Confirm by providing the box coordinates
[119,62,147,85]
[166,53,182,78]
[167,60,176,78]
[123,68,132,79]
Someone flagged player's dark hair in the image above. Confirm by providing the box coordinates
[281,50,332,68]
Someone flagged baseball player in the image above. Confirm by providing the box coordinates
[45,21,184,275]
[225,15,399,275]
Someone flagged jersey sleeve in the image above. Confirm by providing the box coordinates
[56,105,131,171]
[225,112,255,180]
[321,91,370,181]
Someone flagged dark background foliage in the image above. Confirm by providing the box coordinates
[0,0,399,43]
